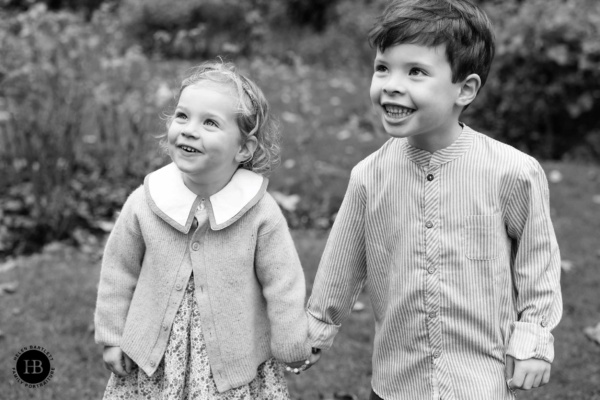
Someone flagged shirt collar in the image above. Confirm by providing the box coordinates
[144,163,268,233]
[402,123,474,167]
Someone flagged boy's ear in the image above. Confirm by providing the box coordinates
[456,73,481,108]
[236,136,258,163]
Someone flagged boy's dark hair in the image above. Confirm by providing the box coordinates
[369,0,495,89]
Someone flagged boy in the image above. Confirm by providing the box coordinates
[306,0,562,399]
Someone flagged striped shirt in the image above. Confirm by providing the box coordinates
[306,125,562,400]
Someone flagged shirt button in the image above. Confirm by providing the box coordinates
[425,221,433,229]
[191,242,200,251]
[175,284,183,291]
[429,311,437,319]
[433,350,441,358]
[427,174,434,181]
[541,320,548,327]
[427,266,436,274]
[150,361,156,367]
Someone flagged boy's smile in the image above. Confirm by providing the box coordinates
[370,43,465,153]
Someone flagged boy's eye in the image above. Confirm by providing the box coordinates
[175,112,187,120]
[204,119,218,128]
[374,64,388,73]
[409,68,427,76]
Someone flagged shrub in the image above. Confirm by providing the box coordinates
[0,4,166,257]
[118,0,266,59]
[464,0,600,161]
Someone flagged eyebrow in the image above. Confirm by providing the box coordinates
[374,56,435,69]
[175,104,228,123]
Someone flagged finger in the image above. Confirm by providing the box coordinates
[124,354,133,374]
[532,371,543,388]
[541,367,551,385]
[111,358,127,377]
[505,355,515,380]
[511,363,526,389]
[522,372,535,390]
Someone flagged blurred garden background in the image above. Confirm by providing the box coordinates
[0,0,599,398]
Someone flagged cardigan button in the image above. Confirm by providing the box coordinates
[163,323,169,331]
[191,242,200,251]
[150,361,156,367]
[175,284,183,291]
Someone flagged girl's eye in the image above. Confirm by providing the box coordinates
[409,68,426,76]
[375,64,388,73]
[175,112,187,120]
[204,119,218,128]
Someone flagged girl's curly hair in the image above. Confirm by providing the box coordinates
[163,60,281,176]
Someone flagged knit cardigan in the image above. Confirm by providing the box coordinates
[94,163,311,392]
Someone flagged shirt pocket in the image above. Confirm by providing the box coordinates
[464,214,501,261]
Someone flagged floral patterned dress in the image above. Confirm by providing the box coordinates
[103,276,291,399]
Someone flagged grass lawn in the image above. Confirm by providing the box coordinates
[1,161,599,399]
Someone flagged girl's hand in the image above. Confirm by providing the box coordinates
[103,346,135,377]
[284,348,322,374]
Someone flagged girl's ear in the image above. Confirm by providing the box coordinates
[236,135,258,164]
[456,73,481,108]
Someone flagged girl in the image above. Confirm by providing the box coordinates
[94,61,311,399]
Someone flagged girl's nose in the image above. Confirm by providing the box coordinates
[181,129,199,139]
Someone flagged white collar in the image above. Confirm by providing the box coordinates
[144,163,268,233]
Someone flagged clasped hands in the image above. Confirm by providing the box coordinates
[284,348,321,375]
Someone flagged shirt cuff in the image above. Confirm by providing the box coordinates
[507,321,555,363]
[307,310,341,350]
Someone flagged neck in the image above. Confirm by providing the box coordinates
[182,169,236,199]
[408,122,463,154]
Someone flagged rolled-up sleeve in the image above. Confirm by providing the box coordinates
[505,158,562,363]
[306,169,368,350]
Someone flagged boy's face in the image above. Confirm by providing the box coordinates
[370,43,464,152]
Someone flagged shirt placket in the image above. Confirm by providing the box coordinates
[423,162,453,400]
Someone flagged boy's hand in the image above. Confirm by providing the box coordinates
[284,348,322,374]
[103,346,135,377]
[505,355,551,391]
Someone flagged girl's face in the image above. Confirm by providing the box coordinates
[167,82,249,193]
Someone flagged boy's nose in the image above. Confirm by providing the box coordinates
[382,76,407,95]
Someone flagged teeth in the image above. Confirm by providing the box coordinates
[180,145,198,153]
[384,105,414,118]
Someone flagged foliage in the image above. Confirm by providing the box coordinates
[465,0,600,161]
[117,0,269,59]
[0,4,167,258]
